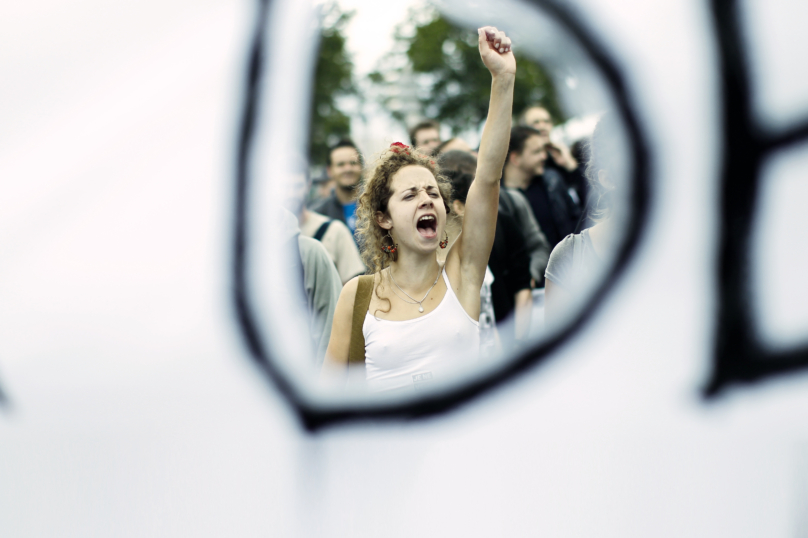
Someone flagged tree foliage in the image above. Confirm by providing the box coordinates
[309,3,357,166]
[371,10,563,135]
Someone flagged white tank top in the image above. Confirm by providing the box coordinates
[364,268,480,392]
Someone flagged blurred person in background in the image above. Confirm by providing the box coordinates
[503,126,579,251]
[500,177,552,287]
[285,170,366,285]
[444,147,551,288]
[409,119,442,156]
[309,139,364,239]
[280,209,342,366]
[544,115,621,322]
[570,137,597,233]
[519,105,588,211]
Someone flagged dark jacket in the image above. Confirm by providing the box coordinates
[499,188,551,286]
[545,153,588,213]
[521,172,579,249]
[488,208,532,326]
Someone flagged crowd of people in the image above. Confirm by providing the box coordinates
[284,26,617,392]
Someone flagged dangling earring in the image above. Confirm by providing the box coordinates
[381,231,398,259]
[439,231,449,249]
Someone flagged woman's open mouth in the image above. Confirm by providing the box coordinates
[416,215,437,239]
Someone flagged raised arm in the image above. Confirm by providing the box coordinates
[453,27,516,284]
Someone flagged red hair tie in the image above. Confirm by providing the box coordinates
[390,142,410,153]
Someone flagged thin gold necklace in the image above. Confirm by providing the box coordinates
[388,264,442,313]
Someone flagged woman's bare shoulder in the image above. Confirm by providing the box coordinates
[341,272,381,304]
[338,275,362,308]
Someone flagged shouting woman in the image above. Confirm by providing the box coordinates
[322,27,515,392]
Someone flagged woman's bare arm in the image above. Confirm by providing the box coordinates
[454,27,516,287]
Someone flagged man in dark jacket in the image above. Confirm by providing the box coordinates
[503,126,579,249]
[518,105,588,217]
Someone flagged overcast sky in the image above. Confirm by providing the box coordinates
[332,0,423,76]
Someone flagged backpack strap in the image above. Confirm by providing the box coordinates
[348,275,374,364]
[313,220,331,242]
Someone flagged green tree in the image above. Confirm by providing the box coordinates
[370,10,563,135]
[309,3,358,166]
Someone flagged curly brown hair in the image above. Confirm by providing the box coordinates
[355,143,454,275]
